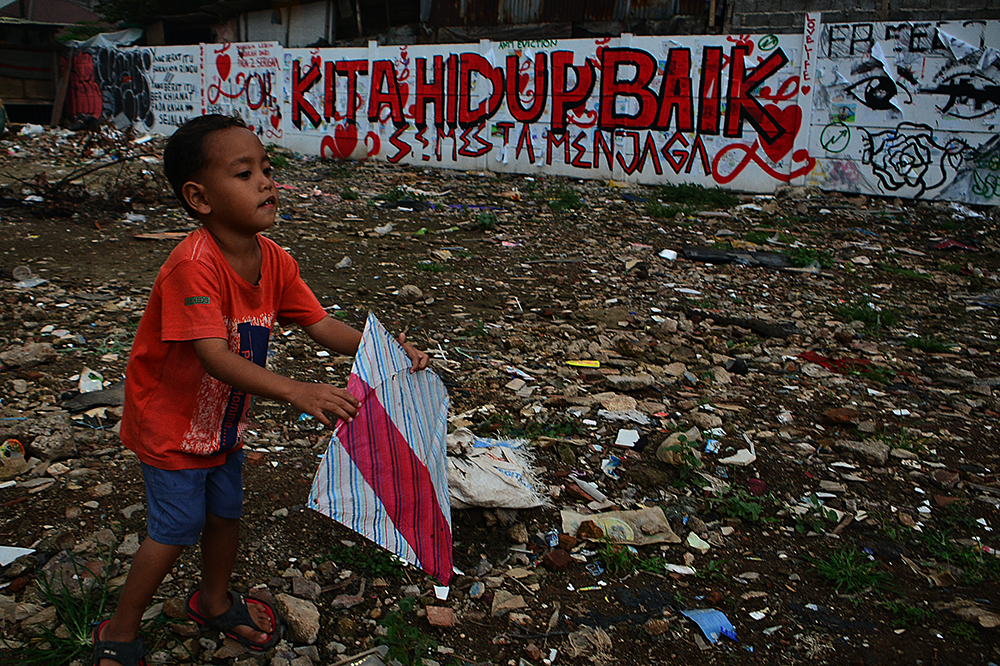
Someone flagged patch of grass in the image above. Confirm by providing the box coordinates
[795,494,839,535]
[547,187,583,212]
[379,597,439,665]
[872,425,923,452]
[696,558,730,583]
[709,487,775,523]
[939,262,964,274]
[917,528,1000,586]
[855,364,897,385]
[476,211,498,230]
[656,183,738,208]
[951,621,980,642]
[833,297,902,336]
[318,539,406,580]
[416,261,448,272]
[10,554,118,665]
[379,187,410,203]
[660,432,703,488]
[937,502,978,531]
[903,336,952,353]
[265,145,289,169]
[340,186,359,200]
[812,547,893,596]
[786,246,835,269]
[644,201,686,219]
[600,538,639,576]
[879,263,932,280]
[884,600,935,628]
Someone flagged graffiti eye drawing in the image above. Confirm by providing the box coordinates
[844,75,911,110]
[920,70,1000,119]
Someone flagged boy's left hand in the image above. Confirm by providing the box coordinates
[397,332,430,372]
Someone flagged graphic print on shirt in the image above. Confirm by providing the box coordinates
[180,314,274,457]
[218,322,271,454]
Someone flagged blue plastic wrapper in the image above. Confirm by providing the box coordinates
[680,608,737,643]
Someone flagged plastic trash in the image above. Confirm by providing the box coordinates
[658,249,678,260]
[446,428,546,509]
[0,439,28,481]
[680,608,737,643]
[79,367,104,393]
[336,256,353,269]
[19,123,44,136]
[11,266,31,280]
[614,429,640,448]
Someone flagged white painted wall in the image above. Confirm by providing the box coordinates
[82,17,1000,203]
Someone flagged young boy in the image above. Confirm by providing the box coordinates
[93,114,429,666]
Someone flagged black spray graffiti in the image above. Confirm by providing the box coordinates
[860,122,973,197]
[91,48,155,128]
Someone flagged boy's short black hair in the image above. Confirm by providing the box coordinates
[164,114,248,216]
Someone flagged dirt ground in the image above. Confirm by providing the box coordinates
[1,124,999,665]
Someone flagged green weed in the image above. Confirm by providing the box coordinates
[709,487,775,523]
[939,262,964,274]
[379,597,439,665]
[547,187,583,212]
[265,145,289,169]
[416,261,448,272]
[340,187,359,200]
[655,183,738,208]
[743,230,795,244]
[951,621,979,642]
[379,187,410,203]
[872,425,923,453]
[661,432,703,488]
[8,554,118,665]
[917,528,1000,586]
[600,538,639,576]
[833,297,902,336]
[696,558,730,583]
[644,201,686,219]
[476,211,498,230]
[884,600,934,628]
[786,246,835,269]
[318,539,406,580]
[903,336,952,353]
[795,495,839,535]
[812,548,893,596]
[879,263,931,280]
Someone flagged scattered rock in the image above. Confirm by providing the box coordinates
[276,594,320,644]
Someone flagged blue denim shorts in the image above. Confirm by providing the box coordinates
[140,450,244,546]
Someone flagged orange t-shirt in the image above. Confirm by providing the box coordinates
[121,228,327,469]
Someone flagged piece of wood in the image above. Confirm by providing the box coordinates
[50,48,75,127]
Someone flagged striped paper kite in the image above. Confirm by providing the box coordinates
[308,314,453,583]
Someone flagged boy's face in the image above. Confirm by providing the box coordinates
[188,127,277,234]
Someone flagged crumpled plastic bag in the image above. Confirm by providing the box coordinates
[446,427,547,510]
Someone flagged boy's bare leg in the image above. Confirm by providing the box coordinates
[98,538,185,666]
[194,512,273,644]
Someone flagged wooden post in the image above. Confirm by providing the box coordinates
[50,47,75,127]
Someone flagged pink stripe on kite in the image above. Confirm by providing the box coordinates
[339,375,453,583]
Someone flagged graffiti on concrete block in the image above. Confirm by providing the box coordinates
[809,19,1000,203]
[80,16,1000,203]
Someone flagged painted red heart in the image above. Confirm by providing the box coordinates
[320,123,359,159]
[759,104,801,163]
[801,85,811,94]
[270,113,280,130]
[216,53,231,80]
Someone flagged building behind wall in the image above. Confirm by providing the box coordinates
[728,0,1000,34]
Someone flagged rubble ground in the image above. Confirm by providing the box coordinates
[1,126,1000,665]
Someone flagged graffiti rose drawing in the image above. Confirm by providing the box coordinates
[860,122,971,198]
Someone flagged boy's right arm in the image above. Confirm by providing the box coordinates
[192,337,358,427]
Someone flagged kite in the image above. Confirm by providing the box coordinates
[308,313,453,583]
